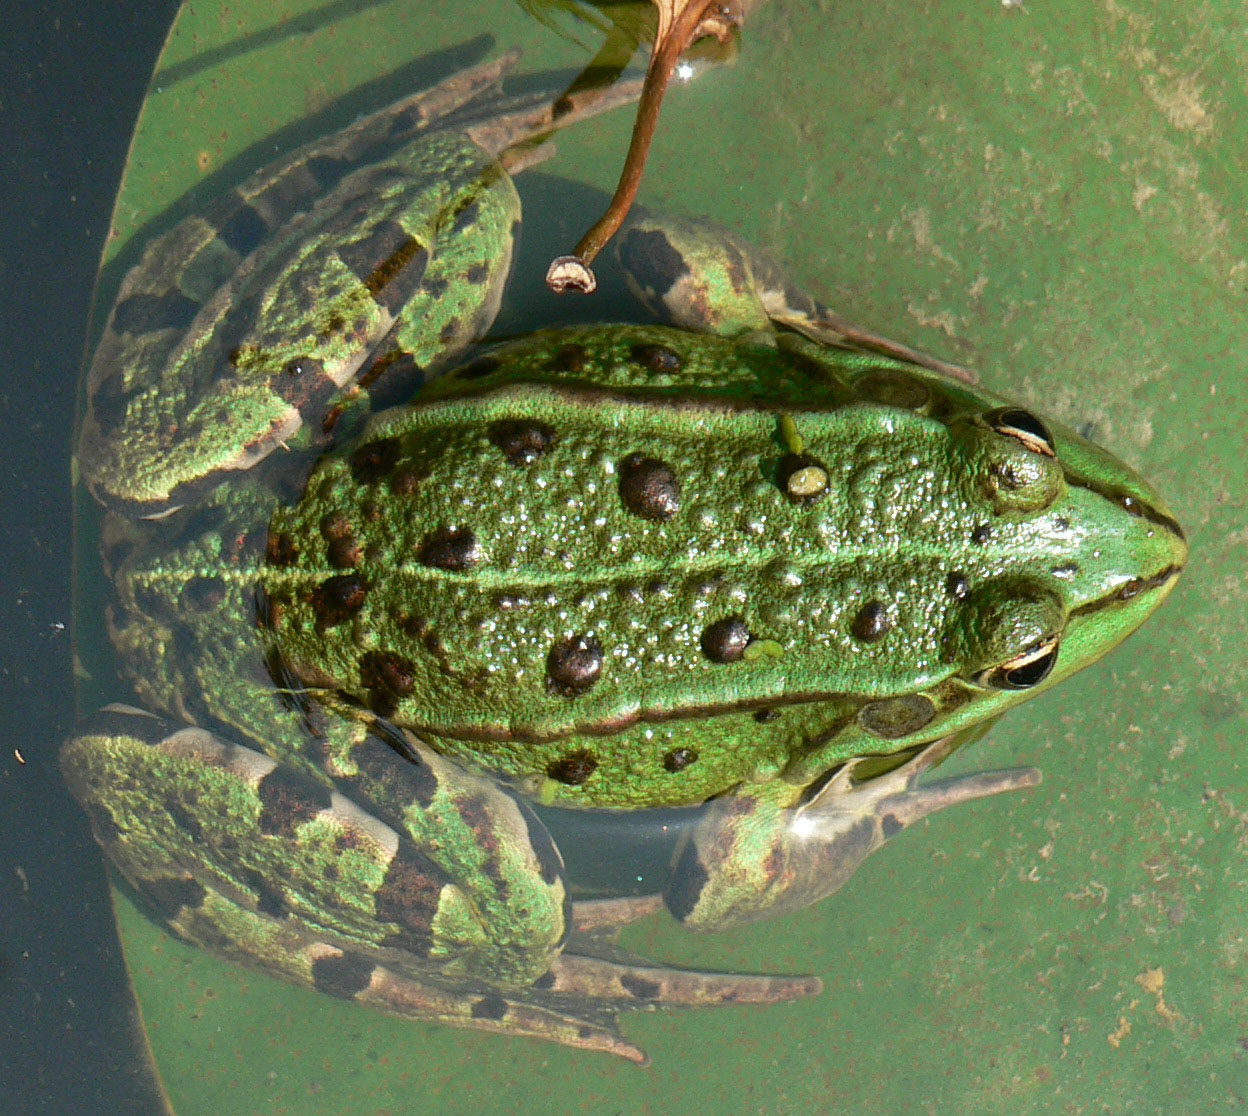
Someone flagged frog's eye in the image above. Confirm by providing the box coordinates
[951,577,1066,690]
[975,635,1061,691]
[985,408,1056,458]
[955,407,1063,514]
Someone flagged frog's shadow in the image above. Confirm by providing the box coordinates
[84,35,645,361]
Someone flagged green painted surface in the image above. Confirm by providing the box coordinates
[90,0,1244,1111]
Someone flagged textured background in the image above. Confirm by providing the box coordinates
[82,1,1246,1111]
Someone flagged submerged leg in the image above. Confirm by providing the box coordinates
[615,211,978,383]
[667,733,1040,931]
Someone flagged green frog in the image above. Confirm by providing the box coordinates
[64,54,1187,1064]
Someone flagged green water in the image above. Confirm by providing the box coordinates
[71,1,1246,1112]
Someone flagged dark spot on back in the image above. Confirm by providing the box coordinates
[417,525,479,572]
[662,747,698,773]
[630,343,683,374]
[547,750,598,786]
[548,343,587,373]
[545,636,603,697]
[179,575,227,613]
[618,453,681,520]
[700,617,750,663]
[488,419,556,466]
[311,574,368,629]
[456,355,500,381]
[945,571,970,599]
[850,600,891,643]
[359,650,417,715]
[351,437,401,484]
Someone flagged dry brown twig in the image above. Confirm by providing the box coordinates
[546,0,743,295]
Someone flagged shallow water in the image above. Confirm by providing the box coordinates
[5,1,1245,1113]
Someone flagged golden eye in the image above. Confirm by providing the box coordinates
[976,635,1060,690]
[986,408,1056,458]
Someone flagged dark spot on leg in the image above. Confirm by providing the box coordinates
[311,951,375,998]
[881,813,904,840]
[253,878,289,919]
[217,202,268,257]
[470,993,509,1021]
[256,766,332,837]
[339,222,430,314]
[617,228,691,305]
[373,848,447,951]
[514,797,564,886]
[449,198,480,234]
[620,973,662,1000]
[350,732,438,810]
[143,875,206,918]
[111,289,200,336]
[664,840,709,924]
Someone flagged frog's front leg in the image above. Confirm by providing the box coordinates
[615,211,977,383]
[666,733,1040,932]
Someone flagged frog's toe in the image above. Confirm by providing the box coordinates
[546,952,822,1008]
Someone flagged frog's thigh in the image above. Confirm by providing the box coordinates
[60,707,567,989]
[387,162,520,377]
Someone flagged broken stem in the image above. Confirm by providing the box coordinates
[547,0,724,294]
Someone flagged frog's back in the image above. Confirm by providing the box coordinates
[259,323,1178,806]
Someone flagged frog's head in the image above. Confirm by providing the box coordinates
[943,404,1186,702]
